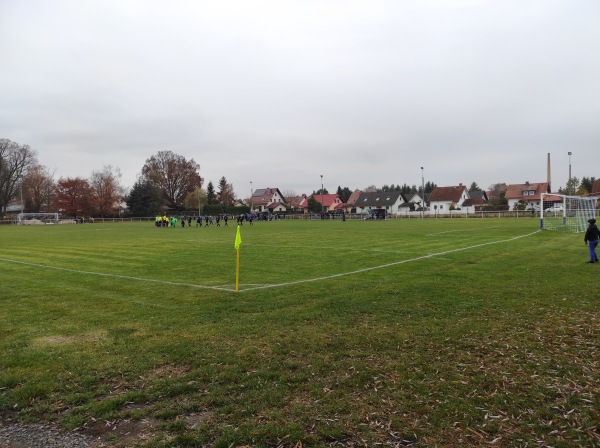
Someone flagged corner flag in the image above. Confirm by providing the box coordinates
[234,225,242,250]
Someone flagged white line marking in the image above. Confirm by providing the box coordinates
[0,230,540,294]
[0,258,235,293]
[426,225,502,236]
[239,230,540,292]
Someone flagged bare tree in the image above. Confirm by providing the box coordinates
[141,151,202,210]
[90,165,123,216]
[184,187,208,215]
[0,139,37,213]
[282,189,297,199]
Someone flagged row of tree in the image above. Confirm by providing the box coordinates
[2,138,597,217]
[0,141,205,217]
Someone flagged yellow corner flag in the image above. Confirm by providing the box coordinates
[234,225,242,292]
[234,225,242,250]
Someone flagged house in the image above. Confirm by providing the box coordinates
[285,195,306,213]
[250,188,287,213]
[354,191,405,216]
[346,190,362,207]
[592,179,600,195]
[461,190,489,213]
[504,182,550,210]
[428,184,469,214]
[398,193,425,212]
[311,193,345,213]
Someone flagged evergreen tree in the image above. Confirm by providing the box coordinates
[126,179,163,216]
[206,181,216,205]
[469,181,481,191]
[218,176,234,206]
[399,183,416,194]
[336,186,352,202]
[424,181,437,193]
[307,195,322,213]
[580,177,595,194]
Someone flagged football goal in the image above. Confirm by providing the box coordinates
[540,193,598,233]
[16,212,60,225]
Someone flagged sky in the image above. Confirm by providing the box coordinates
[1,0,599,198]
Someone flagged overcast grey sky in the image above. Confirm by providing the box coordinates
[1,0,599,197]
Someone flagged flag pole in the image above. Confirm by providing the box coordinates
[235,248,240,293]
[234,225,242,293]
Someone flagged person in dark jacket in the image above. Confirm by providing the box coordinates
[584,218,600,263]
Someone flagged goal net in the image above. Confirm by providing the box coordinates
[540,193,598,233]
[17,212,60,225]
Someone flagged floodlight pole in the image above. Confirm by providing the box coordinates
[421,167,425,219]
[567,152,572,193]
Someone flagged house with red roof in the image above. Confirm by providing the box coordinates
[285,195,307,213]
[310,193,345,212]
[504,182,550,210]
[428,184,469,214]
[592,178,600,195]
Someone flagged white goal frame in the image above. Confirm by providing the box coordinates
[540,193,598,233]
[16,212,60,225]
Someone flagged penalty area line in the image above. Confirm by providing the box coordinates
[0,257,235,293]
[239,230,541,292]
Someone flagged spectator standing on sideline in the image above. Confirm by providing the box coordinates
[584,218,599,263]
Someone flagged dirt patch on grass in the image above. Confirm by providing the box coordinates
[31,331,107,347]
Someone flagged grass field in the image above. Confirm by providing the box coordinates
[0,218,598,447]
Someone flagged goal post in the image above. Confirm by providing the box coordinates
[540,193,598,233]
[17,212,60,225]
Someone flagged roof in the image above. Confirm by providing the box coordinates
[505,182,550,200]
[428,185,467,203]
[462,198,485,206]
[346,190,362,205]
[311,193,343,207]
[286,196,306,208]
[251,187,286,206]
[468,190,488,202]
[592,179,600,195]
[355,191,404,207]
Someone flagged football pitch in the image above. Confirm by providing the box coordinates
[0,219,598,447]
